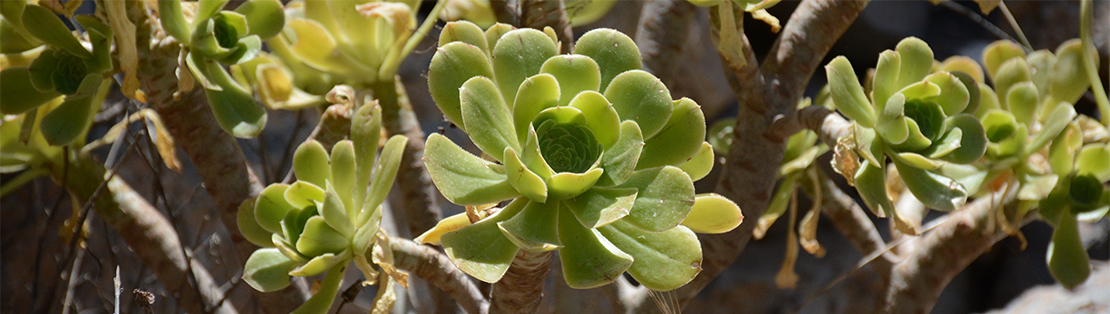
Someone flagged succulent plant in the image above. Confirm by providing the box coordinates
[416,21,742,291]
[237,103,408,311]
[227,0,445,112]
[158,0,286,138]
[0,3,114,146]
[826,37,990,232]
[963,39,1108,288]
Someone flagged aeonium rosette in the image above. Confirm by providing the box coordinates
[826,37,990,234]
[416,21,743,291]
[237,103,408,312]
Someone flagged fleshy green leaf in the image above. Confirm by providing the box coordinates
[21,5,90,58]
[512,74,560,144]
[290,264,345,314]
[461,76,518,161]
[439,21,488,53]
[597,121,644,186]
[0,67,59,114]
[1075,145,1110,181]
[351,103,382,208]
[617,166,695,232]
[934,114,986,164]
[492,28,557,105]
[681,193,743,234]
[498,199,562,251]
[926,71,970,116]
[429,42,494,131]
[321,184,353,237]
[238,199,275,248]
[235,0,285,39]
[361,135,408,224]
[872,50,900,112]
[546,168,604,201]
[568,91,621,149]
[1046,213,1090,289]
[983,40,1025,82]
[1027,105,1076,157]
[894,37,934,90]
[541,55,602,107]
[504,148,547,202]
[158,0,192,43]
[598,220,701,291]
[637,98,706,169]
[677,142,715,182]
[192,53,267,138]
[425,134,520,205]
[572,28,641,92]
[295,216,349,257]
[1050,40,1091,104]
[994,58,1031,109]
[329,141,356,213]
[557,205,633,288]
[243,248,296,292]
[255,184,293,233]
[1006,82,1039,127]
[289,251,347,277]
[293,140,331,188]
[826,56,876,127]
[893,159,967,211]
[604,70,673,138]
[565,186,636,228]
[441,198,526,283]
[284,181,325,209]
[483,23,514,54]
[41,74,106,145]
[854,160,894,218]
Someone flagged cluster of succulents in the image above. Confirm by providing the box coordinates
[156,0,285,138]
[416,21,742,291]
[826,36,1109,288]
[237,103,408,310]
[228,0,435,111]
[971,39,1108,288]
[826,37,991,233]
[0,2,114,146]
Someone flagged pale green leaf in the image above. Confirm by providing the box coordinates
[617,166,695,232]
[441,198,526,283]
[573,28,641,92]
[461,76,518,161]
[604,70,672,138]
[425,134,519,205]
[557,204,632,288]
[598,220,701,291]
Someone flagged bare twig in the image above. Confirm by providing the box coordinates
[52,154,235,314]
[490,250,552,314]
[390,238,489,314]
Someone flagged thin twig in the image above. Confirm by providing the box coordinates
[389,238,489,314]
